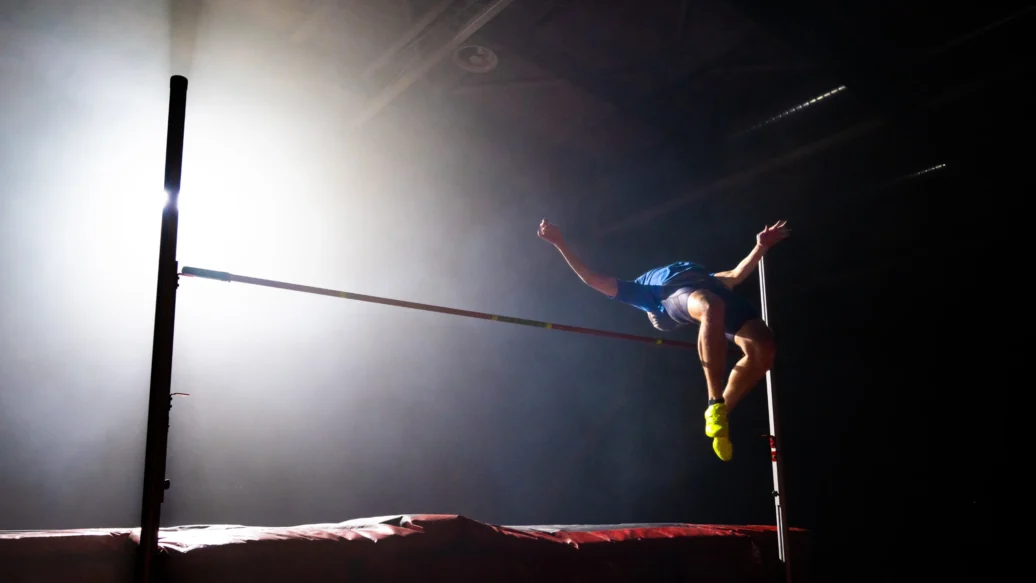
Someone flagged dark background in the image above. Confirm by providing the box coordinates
[2,0,1018,579]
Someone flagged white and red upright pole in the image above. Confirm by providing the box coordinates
[759,256,791,583]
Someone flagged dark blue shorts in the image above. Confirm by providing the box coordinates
[660,278,760,339]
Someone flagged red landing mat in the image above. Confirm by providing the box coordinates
[0,514,809,582]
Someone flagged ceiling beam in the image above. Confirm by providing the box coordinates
[598,117,884,237]
[482,12,752,136]
[720,0,951,158]
[361,0,456,80]
[595,75,991,238]
[476,8,759,222]
[351,0,517,128]
[289,1,338,44]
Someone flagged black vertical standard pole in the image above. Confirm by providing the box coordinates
[135,75,188,583]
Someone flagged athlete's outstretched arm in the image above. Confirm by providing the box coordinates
[712,221,790,289]
[537,219,618,297]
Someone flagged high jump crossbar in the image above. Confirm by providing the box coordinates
[179,266,698,350]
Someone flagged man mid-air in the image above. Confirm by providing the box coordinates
[537,219,790,461]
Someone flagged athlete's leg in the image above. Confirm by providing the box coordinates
[684,290,734,461]
[684,289,727,402]
[723,319,776,412]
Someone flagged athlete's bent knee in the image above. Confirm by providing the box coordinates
[740,323,775,369]
[750,336,776,370]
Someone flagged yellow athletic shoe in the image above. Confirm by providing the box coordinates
[705,403,734,461]
[713,436,733,461]
[704,403,728,437]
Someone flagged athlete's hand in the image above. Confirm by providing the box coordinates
[757,220,790,249]
[537,219,565,246]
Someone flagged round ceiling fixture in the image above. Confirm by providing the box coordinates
[453,45,498,73]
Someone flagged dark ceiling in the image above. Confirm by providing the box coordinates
[328,0,1030,218]
[317,0,1029,291]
